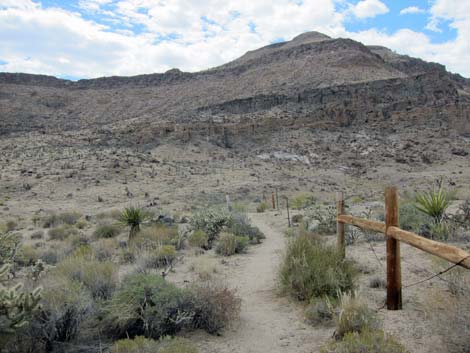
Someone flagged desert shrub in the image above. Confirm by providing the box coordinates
[0,232,20,265]
[39,249,59,265]
[291,193,316,210]
[75,217,88,229]
[135,224,179,249]
[368,277,386,289]
[55,249,118,299]
[227,213,264,244]
[119,250,136,264]
[189,280,241,334]
[6,220,18,232]
[215,233,248,256]
[93,223,121,238]
[12,276,93,352]
[111,336,198,353]
[138,245,177,271]
[189,258,218,281]
[102,274,194,339]
[256,202,269,213]
[48,224,79,240]
[42,211,82,228]
[321,330,408,353]
[429,222,450,241]
[30,230,44,240]
[14,245,39,266]
[305,297,335,326]
[335,292,379,339]
[399,202,430,233]
[189,229,209,248]
[93,238,118,262]
[415,187,450,225]
[190,208,232,244]
[305,205,336,234]
[279,235,356,301]
[119,207,150,240]
[292,214,303,224]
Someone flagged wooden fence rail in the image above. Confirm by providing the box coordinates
[336,186,470,310]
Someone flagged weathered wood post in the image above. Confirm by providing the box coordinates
[272,192,276,209]
[285,196,291,228]
[336,192,345,258]
[275,188,280,213]
[385,186,402,310]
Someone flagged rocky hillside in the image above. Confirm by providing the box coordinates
[1,31,469,144]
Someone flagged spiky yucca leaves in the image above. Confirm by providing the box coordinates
[119,207,149,241]
[414,187,450,225]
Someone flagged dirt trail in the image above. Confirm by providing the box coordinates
[194,212,331,353]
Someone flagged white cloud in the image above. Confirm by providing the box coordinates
[350,0,389,19]
[399,6,425,15]
[0,0,469,78]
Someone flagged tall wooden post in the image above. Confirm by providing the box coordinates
[336,192,345,258]
[272,192,276,209]
[385,186,402,310]
[275,188,280,213]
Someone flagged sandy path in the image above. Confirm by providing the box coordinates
[193,212,331,353]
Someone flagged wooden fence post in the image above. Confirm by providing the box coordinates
[285,196,291,228]
[336,192,345,258]
[385,186,402,310]
[272,192,276,209]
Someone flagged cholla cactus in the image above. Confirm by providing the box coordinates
[0,233,42,343]
[190,208,232,244]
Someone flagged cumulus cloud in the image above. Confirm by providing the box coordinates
[350,0,389,19]
[399,6,425,15]
[0,0,469,78]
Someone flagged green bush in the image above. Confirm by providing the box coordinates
[279,235,356,301]
[111,336,198,353]
[93,223,121,238]
[335,292,379,339]
[189,230,209,248]
[215,233,248,256]
[48,224,79,240]
[399,202,430,233]
[291,193,316,210]
[137,224,179,247]
[102,274,193,339]
[102,274,240,339]
[256,202,269,213]
[321,330,408,353]
[190,208,232,245]
[227,213,264,244]
[55,249,118,299]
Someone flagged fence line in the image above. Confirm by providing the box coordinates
[336,186,470,310]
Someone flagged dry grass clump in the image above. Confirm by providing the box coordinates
[93,223,121,238]
[48,224,79,240]
[215,233,248,256]
[42,211,82,228]
[321,330,408,353]
[188,230,209,249]
[111,336,198,353]
[189,258,219,281]
[279,235,356,301]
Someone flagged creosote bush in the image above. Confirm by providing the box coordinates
[102,274,240,340]
[256,202,268,213]
[227,213,264,244]
[42,211,82,228]
[279,235,356,301]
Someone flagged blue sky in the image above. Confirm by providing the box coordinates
[0,0,469,78]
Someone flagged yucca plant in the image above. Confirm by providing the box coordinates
[119,207,149,241]
[414,187,450,225]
